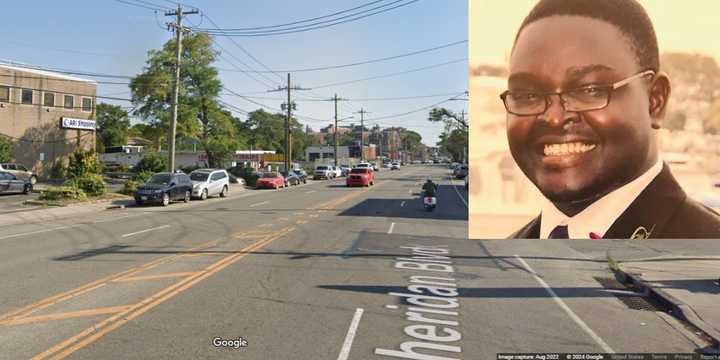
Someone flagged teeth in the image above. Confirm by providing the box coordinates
[543,142,596,156]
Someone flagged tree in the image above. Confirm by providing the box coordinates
[429,107,468,162]
[428,108,468,131]
[0,136,11,163]
[242,109,286,153]
[130,32,238,168]
[96,103,130,152]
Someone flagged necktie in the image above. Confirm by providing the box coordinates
[549,225,569,239]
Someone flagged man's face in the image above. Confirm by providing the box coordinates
[507,16,658,204]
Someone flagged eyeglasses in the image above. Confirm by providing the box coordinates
[499,70,655,116]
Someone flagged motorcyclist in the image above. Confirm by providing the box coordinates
[422,178,438,198]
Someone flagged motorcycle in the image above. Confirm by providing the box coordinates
[423,193,437,212]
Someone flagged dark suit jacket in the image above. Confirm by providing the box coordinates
[509,164,720,239]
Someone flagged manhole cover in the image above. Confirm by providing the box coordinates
[594,277,663,311]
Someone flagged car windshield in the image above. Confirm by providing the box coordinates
[316,166,328,170]
[147,174,171,185]
[351,168,368,174]
[190,172,209,181]
[262,172,278,178]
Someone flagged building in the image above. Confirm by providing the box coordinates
[305,145,350,163]
[0,63,97,178]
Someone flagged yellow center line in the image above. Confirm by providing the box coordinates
[111,272,198,283]
[0,306,133,327]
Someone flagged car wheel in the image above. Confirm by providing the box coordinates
[184,191,190,203]
[303,179,307,184]
[200,189,208,200]
[29,176,37,185]
[23,184,32,194]
[220,186,228,197]
[161,193,170,206]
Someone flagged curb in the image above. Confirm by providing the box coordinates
[608,254,720,350]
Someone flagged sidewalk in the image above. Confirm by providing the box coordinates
[608,248,720,350]
[0,184,248,227]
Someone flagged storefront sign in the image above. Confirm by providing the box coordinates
[60,117,96,131]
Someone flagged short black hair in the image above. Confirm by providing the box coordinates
[514,0,659,72]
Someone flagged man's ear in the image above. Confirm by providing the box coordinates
[649,71,671,129]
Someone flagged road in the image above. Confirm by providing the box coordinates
[0,166,705,359]
[0,192,39,214]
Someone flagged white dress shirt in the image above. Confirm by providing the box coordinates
[539,157,663,239]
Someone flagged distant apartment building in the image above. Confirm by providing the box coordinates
[0,63,97,178]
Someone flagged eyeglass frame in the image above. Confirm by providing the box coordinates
[499,69,656,116]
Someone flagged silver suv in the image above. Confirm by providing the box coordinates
[189,169,230,200]
[0,163,37,185]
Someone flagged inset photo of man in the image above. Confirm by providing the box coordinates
[468,0,720,239]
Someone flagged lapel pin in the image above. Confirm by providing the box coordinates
[630,225,655,240]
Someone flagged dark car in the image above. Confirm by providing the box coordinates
[291,169,308,184]
[0,171,32,194]
[280,170,302,186]
[135,172,193,206]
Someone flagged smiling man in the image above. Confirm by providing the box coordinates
[503,0,720,239]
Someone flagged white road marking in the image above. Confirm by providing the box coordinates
[121,225,170,238]
[400,201,405,207]
[387,222,395,234]
[249,201,269,208]
[305,190,316,194]
[514,255,615,353]
[336,308,364,360]
[0,225,80,240]
[448,176,468,208]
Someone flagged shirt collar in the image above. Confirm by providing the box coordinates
[540,157,663,239]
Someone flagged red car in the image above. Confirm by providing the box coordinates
[256,172,286,189]
[346,168,374,187]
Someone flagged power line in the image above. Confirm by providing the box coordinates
[365,93,466,122]
[312,58,467,89]
[197,0,420,37]
[216,39,467,73]
[113,0,167,12]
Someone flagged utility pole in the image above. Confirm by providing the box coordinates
[269,73,310,172]
[329,94,349,167]
[354,108,370,162]
[165,5,198,172]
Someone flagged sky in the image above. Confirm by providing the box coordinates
[1,0,468,146]
[470,0,720,67]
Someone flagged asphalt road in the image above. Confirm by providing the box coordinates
[0,192,39,214]
[0,166,706,359]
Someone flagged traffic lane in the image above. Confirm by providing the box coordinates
[0,178,364,316]
[478,240,699,353]
[61,173,466,359]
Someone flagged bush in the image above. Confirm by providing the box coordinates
[67,149,102,178]
[134,152,167,174]
[135,170,154,183]
[65,174,106,196]
[0,136,11,163]
[50,158,66,179]
[122,180,140,195]
[39,186,86,201]
[179,165,201,174]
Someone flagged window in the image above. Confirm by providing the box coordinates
[81,97,92,112]
[0,86,9,102]
[44,92,55,107]
[64,95,74,109]
[21,89,33,104]
[211,173,223,181]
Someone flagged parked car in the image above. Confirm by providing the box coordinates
[355,163,372,170]
[346,168,375,187]
[256,172,286,189]
[280,170,302,186]
[390,162,401,170]
[0,163,37,185]
[135,172,192,206]
[0,171,32,194]
[189,169,230,200]
[314,165,334,180]
[372,163,380,171]
[455,165,468,179]
[291,169,308,183]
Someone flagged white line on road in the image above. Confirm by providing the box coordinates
[514,255,615,353]
[0,225,80,240]
[121,225,170,238]
[448,176,468,208]
[336,308,364,360]
[400,201,405,207]
[387,222,395,234]
[249,201,269,208]
[305,190,316,194]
